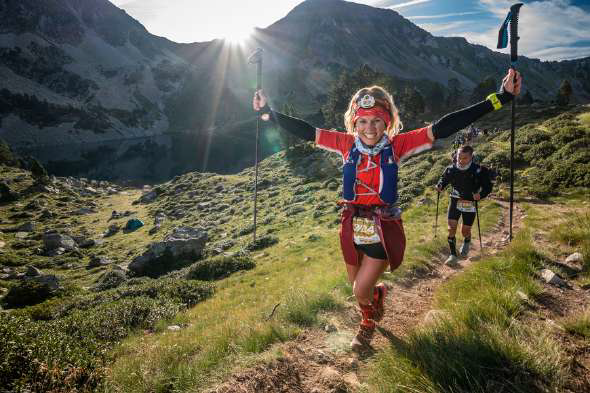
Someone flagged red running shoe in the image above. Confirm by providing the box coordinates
[350,322,375,351]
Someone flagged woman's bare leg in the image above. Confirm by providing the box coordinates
[353,254,389,305]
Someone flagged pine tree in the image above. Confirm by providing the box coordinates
[556,80,573,106]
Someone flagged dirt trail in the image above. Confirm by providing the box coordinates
[208,200,526,393]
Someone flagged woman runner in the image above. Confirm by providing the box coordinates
[253,69,521,350]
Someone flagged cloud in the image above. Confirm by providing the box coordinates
[526,46,590,61]
[417,21,474,34]
[415,0,590,61]
[385,0,432,9]
[408,11,482,20]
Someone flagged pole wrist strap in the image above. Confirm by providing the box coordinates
[486,93,502,111]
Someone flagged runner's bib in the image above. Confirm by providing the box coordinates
[457,200,476,213]
[353,216,381,244]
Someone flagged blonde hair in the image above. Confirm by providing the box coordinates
[343,85,403,137]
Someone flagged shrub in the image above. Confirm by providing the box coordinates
[238,223,255,236]
[186,255,255,281]
[482,150,510,168]
[515,127,550,146]
[63,296,181,342]
[0,314,107,392]
[94,269,127,291]
[246,235,278,251]
[1,279,57,309]
[522,141,556,163]
[551,126,587,146]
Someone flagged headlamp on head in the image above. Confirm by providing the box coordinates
[358,94,376,109]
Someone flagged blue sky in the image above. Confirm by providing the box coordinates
[111,0,590,61]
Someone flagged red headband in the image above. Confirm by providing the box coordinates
[353,106,391,128]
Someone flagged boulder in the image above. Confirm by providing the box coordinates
[25,274,60,291]
[88,256,112,268]
[104,223,120,237]
[43,231,76,252]
[565,252,584,264]
[25,266,41,277]
[540,269,568,287]
[138,190,158,204]
[72,207,96,215]
[4,221,36,233]
[128,227,208,276]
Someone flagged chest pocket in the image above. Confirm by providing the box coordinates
[379,146,398,204]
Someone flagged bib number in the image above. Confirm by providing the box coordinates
[457,200,476,213]
[353,217,381,244]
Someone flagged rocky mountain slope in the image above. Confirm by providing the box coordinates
[0,0,589,174]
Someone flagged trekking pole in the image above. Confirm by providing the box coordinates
[434,191,440,239]
[475,200,483,252]
[497,3,523,242]
[248,48,263,243]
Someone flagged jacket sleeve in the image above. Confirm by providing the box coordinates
[478,167,493,198]
[431,91,514,140]
[260,104,316,142]
[437,167,451,190]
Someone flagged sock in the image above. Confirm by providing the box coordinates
[359,303,375,328]
[448,236,457,256]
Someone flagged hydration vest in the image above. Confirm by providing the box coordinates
[342,143,398,204]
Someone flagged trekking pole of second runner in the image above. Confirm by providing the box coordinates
[248,48,263,243]
[434,191,440,239]
[475,200,483,252]
[497,3,523,242]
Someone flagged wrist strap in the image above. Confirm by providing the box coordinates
[486,93,502,111]
[260,103,272,116]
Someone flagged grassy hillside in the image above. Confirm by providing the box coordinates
[0,104,588,392]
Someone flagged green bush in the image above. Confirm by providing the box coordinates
[522,141,556,163]
[63,296,181,342]
[551,126,587,146]
[246,235,278,251]
[482,150,510,168]
[186,255,255,281]
[94,269,127,291]
[552,138,590,162]
[0,314,107,392]
[515,126,550,146]
[1,278,215,391]
[1,279,57,309]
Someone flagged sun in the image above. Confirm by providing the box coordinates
[222,25,253,45]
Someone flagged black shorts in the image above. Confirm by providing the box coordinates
[354,242,387,260]
[448,198,476,226]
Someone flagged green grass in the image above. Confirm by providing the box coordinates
[368,232,565,393]
[105,189,504,392]
[562,311,590,339]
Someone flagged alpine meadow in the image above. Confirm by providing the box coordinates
[1,1,589,392]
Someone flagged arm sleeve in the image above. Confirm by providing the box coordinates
[261,104,316,142]
[478,167,493,198]
[432,91,514,140]
[437,168,451,189]
[393,127,433,161]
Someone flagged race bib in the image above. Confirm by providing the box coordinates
[457,200,476,213]
[353,217,381,244]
